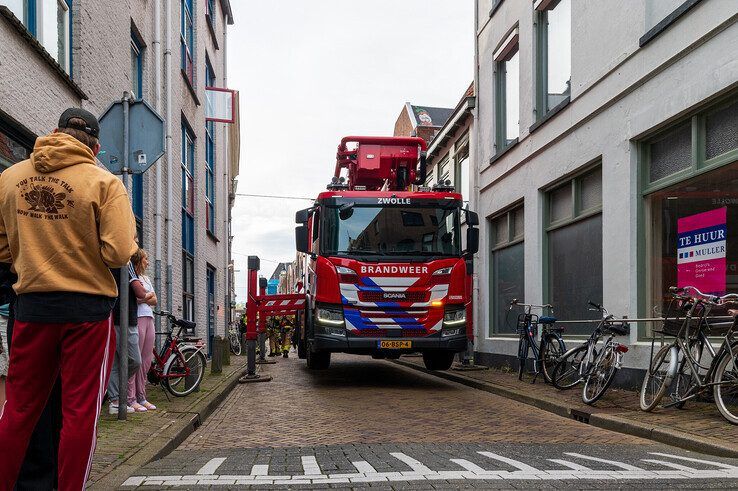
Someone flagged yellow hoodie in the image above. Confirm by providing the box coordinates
[0,132,138,298]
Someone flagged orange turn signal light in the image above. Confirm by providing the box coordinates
[431,300,444,308]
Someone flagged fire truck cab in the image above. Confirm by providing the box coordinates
[295,136,479,371]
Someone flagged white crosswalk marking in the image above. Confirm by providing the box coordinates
[547,459,592,471]
[250,464,269,476]
[451,459,490,474]
[649,452,738,470]
[564,452,644,471]
[352,460,378,474]
[197,458,227,475]
[301,456,323,475]
[641,459,698,471]
[390,452,434,474]
[478,451,539,472]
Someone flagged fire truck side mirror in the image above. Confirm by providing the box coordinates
[465,227,479,257]
[295,208,310,224]
[296,225,310,253]
[465,210,479,226]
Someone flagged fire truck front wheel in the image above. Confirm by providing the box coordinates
[422,351,455,371]
[306,345,331,370]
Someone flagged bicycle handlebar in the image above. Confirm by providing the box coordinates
[668,286,735,305]
[508,299,553,311]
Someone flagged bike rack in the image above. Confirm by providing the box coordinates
[239,256,306,383]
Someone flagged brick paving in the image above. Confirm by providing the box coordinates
[183,353,646,449]
[90,355,246,485]
[399,357,738,451]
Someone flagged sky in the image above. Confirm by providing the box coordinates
[227,0,474,302]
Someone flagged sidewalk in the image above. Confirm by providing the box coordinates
[89,355,247,489]
[395,357,738,458]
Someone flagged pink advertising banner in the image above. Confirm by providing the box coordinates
[677,207,727,295]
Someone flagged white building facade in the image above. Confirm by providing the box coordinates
[0,0,239,356]
[473,0,738,384]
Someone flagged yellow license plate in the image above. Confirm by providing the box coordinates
[378,340,412,349]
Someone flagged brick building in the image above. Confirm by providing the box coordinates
[393,102,453,146]
[0,0,239,355]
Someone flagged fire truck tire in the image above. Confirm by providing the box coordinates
[422,351,455,371]
[297,331,307,359]
[307,347,331,370]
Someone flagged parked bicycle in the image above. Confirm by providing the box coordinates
[551,301,630,405]
[227,322,242,356]
[148,310,207,397]
[640,286,738,424]
[510,299,565,383]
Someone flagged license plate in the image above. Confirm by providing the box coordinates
[378,340,412,349]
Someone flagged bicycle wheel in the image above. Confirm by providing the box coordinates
[552,345,587,390]
[582,344,618,405]
[541,334,565,384]
[517,336,529,380]
[165,348,207,397]
[640,344,676,411]
[713,343,738,424]
[229,333,242,356]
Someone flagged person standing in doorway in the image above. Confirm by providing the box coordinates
[0,108,138,489]
[128,248,157,412]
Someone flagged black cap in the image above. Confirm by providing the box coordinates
[58,108,100,138]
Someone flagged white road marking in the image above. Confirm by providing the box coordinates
[649,452,738,470]
[197,457,227,475]
[301,456,323,476]
[642,459,698,472]
[450,459,491,474]
[391,452,434,474]
[478,451,539,472]
[564,452,644,471]
[352,460,378,474]
[250,464,269,476]
[547,459,592,471]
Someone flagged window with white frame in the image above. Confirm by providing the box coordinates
[494,28,519,150]
[535,0,571,118]
[438,157,450,185]
[454,138,470,202]
[4,0,72,73]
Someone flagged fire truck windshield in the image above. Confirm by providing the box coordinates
[323,205,461,258]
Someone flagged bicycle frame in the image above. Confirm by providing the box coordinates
[151,320,205,381]
[513,301,562,381]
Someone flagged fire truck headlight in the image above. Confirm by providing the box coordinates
[443,308,466,326]
[433,267,453,276]
[336,266,357,275]
[316,307,345,326]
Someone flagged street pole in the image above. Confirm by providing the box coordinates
[118,91,131,420]
[239,256,271,383]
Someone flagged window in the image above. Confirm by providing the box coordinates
[0,121,32,171]
[6,0,72,73]
[546,166,602,334]
[535,0,571,119]
[641,95,738,333]
[181,124,195,254]
[206,0,215,29]
[438,157,450,185]
[206,266,216,355]
[454,139,470,202]
[180,0,194,83]
[424,166,435,187]
[494,30,519,150]
[182,253,194,321]
[205,59,216,235]
[489,206,524,335]
[131,36,143,99]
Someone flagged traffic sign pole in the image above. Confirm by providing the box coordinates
[118,92,131,421]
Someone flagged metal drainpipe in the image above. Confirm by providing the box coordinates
[471,0,481,362]
[164,0,173,312]
[222,22,229,329]
[153,0,163,339]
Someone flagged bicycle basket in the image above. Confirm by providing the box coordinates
[516,314,537,336]
[659,299,702,338]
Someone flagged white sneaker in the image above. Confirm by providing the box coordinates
[109,402,135,415]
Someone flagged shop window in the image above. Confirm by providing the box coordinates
[6,0,71,73]
[645,163,738,332]
[546,166,602,334]
[494,30,519,150]
[535,0,571,119]
[489,205,524,335]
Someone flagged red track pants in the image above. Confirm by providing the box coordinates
[0,316,115,491]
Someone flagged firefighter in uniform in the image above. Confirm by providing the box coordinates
[267,316,281,357]
[278,316,294,358]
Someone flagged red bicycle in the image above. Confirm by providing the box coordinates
[148,311,207,397]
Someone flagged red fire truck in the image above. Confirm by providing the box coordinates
[294,136,479,370]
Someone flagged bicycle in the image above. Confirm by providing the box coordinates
[640,286,738,424]
[510,299,565,384]
[148,311,207,397]
[551,301,629,405]
[227,322,242,356]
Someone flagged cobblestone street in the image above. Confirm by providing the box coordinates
[124,354,738,489]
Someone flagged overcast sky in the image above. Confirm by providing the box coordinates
[228,0,474,302]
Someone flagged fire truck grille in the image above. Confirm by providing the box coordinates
[352,328,430,338]
[358,291,427,303]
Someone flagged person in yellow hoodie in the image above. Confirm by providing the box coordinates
[0,108,138,491]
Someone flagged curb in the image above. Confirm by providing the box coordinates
[91,363,248,490]
[394,359,738,458]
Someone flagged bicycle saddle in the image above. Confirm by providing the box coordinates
[539,316,557,324]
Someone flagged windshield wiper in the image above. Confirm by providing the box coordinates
[337,249,387,256]
[387,251,454,256]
